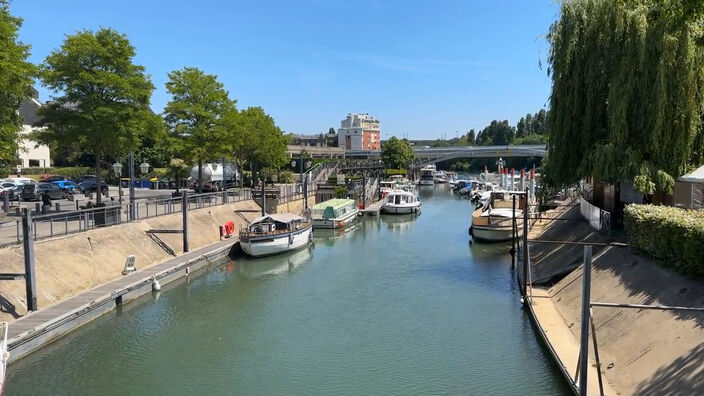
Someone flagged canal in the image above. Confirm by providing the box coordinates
[6,184,569,395]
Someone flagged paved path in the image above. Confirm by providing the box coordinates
[529,287,617,395]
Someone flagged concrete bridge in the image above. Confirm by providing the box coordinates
[287,144,547,163]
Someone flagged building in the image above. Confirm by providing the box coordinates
[17,89,51,168]
[337,113,380,151]
[290,133,337,147]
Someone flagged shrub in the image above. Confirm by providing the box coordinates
[385,168,407,176]
[624,204,704,279]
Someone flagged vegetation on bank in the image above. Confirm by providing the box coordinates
[381,137,415,168]
[544,0,704,194]
[624,204,704,279]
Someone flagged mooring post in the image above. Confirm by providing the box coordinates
[578,245,593,395]
[261,179,266,216]
[522,191,529,298]
[182,190,189,253]
[21,209,38,312]
[222,156,228,204]
[3,193,9,213]
[511,194,517,269]
[303,171,308,210]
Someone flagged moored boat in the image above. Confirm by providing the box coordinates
[383,190,421,214]
[419,165,435,185]
[311,198,359,229]
[470,191,526,242]
[239,213,312,257]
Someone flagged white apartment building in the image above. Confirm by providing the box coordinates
[17,90,51,168]
[337,113,381,151]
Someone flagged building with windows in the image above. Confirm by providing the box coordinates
[337,113,380,151]
[17,89,51,168]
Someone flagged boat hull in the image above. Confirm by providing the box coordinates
[419,180,434,186]
[240,225,312,257]
[471,225,523,242]
[312,209,359,229]
[383,204,421,214]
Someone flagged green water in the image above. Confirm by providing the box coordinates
[6,185,569,395]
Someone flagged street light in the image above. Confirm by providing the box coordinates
[112,161,123,204]
[139,162,150,175]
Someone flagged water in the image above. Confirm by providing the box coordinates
[5,184,569,395]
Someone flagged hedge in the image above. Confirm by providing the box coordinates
[624,204,704,279]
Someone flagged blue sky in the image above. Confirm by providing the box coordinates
[11,0,558,139]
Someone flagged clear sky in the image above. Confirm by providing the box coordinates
[11,0,558,140]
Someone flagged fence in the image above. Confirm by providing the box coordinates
[579,195,611,232]
[0,188,269,248]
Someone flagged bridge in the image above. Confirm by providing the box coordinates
[287,144,547,168]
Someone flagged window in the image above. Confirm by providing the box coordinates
[28,159,40,167]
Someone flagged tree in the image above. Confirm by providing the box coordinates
[167,158,190,193]
[545,0,704,193]
[0,1,36,174]
[466,129,476,144]
[381,136,415,168]
[328,127,336,135]
[163,67,235,193]
[36,28,155,204]
[476,120,515,146]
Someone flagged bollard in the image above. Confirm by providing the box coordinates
[21,209,38,312]
[55,202,61,212]
[182,191,189,253]
[3,193,8,213]
[35,203,40,213]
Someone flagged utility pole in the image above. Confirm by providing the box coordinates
[129,152,136,221]
[182,191,189,253]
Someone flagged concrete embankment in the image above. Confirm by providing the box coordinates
[528,202,704,395]
[0,197,315,323]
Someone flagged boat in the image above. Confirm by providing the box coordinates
[470,191,525,242]
[310,198,359,229]
[239,213,312,257]
[379,180,397,197]
[419,165,435,185]
[383,190,421,214]
[433,170,448,183]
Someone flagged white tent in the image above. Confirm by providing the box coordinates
[674,165,704,209]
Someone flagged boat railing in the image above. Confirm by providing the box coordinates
[239,222,311,238]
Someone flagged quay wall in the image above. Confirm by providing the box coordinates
[529,204,704,395]
[276,194,316,215]
[0,199,264,322]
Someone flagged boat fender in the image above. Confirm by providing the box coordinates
[152,276,161,291]
[289,234,294,245]
[468,225,473,236]
[338,220,345,228]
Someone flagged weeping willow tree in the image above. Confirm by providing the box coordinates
[544,0,704,194]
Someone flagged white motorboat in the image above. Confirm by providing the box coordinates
[470,192,525,242]
[383,190,421,214]
[380,180,397,196]
[433,170,448,183]
[239,213,312,257]
[419,165,435,185]
[310,198,359,229]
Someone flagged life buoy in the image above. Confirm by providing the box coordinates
[224,221,235,236]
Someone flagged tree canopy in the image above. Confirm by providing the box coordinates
[163,67,235,192]
[381,136,415,168]
[235,106,289,171]
[544,0,704,194]
[0,1,36,172]
[36,27,155,203]
[475,120,515,146]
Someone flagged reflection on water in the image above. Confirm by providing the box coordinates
[5,178,570,396]
[237,245,314,279]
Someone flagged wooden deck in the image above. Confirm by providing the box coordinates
[360,199,386,216]
[7,237,238,362]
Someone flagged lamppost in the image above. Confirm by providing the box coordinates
[112,161,123,205]
[128,152,135,220]
[291,155,312,210]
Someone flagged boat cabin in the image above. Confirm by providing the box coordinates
[244,213,307,235]
[311,199,357,220]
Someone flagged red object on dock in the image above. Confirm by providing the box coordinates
[224,221,235,237]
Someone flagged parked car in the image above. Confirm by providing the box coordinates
[77,180,108,195]
[21,183,64,201]
[51,180,79,193]
[41,175,72,183]
[4,177,37,186]
[76,175,97,184]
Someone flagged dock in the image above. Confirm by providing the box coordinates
[6,237,238,363]
[360,199,385,216]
